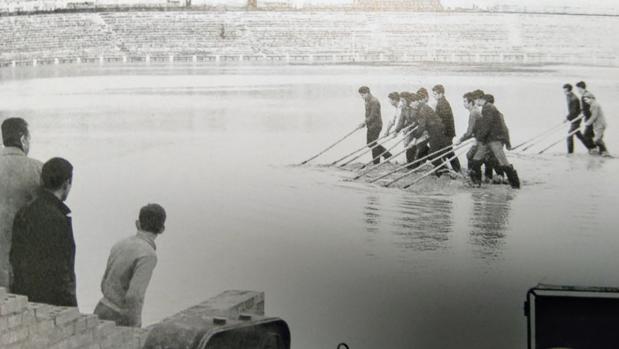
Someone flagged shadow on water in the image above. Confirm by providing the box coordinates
[390,194,453,252]
[469,190,514,260]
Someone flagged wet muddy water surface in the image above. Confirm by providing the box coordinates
[1,64,618,349]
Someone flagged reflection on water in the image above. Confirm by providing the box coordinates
[363,195,381,229]
[469,191,513,260]
[392,195,452,252]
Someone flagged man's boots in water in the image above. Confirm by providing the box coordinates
[502,165,521,189]
[468,160,483,187]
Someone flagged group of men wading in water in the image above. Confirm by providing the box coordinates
[357,81,611,190]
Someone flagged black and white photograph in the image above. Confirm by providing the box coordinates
[0,0,618,348]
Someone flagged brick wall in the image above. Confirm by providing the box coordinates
[0,288,268,349]
[0,287,149,349]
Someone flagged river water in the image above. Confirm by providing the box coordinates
[1,64,618,349]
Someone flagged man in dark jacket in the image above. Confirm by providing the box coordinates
[469,94,520,188]
[358,86,392,164]
[10,157,77,307]
[432,84,462,173]
[575,81,595,153]
[564,83,592,153]
[396,92,423,168]
[409,93,450,176]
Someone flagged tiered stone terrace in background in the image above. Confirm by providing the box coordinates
[1,10,618,66]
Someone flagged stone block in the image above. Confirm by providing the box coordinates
[74,315,88,333]
[22,309,36,326]
[55,307,81,327]
[0,295,18,315]
[85,314,100,329]
[69,330,94,348]
[35,319,55,335]
[14,295,28,311]
[31,303,56,320]
[0,316,9,331]
[192,290,265,319]
[7,313,22,329]
[93,320,116,341]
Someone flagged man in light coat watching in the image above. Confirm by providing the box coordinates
[0,117,42,289]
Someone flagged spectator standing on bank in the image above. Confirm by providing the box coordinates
[0,117,42,289]
[358,86,392,165]
[94,204,167,327]
[10,157,76,306]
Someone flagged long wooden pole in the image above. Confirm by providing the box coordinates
[537,128,582,154]
[329,132,392,166]
[400,148,469,189]
[352,127,418,180]
[358,126,417,170]
[370,138,474,184]
[338,128,399,168]
[510,120,568,151]
[299,125,363,165]
[521,115,583,151]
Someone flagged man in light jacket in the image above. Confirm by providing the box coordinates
[583,94,610,157]
[94,204,167,327]
[0,117,42,289]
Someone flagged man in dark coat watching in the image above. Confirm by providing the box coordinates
[432,84,462,173]
[563,83,592,153]
[10,157,77,307]
[358,86,392,164]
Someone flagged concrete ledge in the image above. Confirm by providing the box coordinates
[0,288,280,349]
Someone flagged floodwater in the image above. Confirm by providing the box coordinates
[1,64,618,349]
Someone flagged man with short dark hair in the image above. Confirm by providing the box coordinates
[432,84,462,173]
[458,91,483,166]
[10,157,76,306]
[469,94,520,188]
[575,81,596,153]
[0,117,42,289]
[358,86,392,164]
[94,203,167,327]
[417,87,430,106]
[409,92,450,176]
[563,83,591,153]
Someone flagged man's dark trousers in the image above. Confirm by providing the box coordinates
[406,142,429,169]
[567,121,591,153]
[367,127,391,164]
[441,139,462,173]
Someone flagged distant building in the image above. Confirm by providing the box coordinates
[353,0,442,10]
